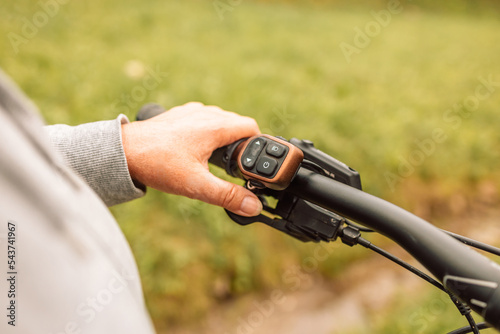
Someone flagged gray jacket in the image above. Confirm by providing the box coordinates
[0,69,155,333]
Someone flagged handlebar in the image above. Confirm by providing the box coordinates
[289,169,500,329]
[136,104,500,330]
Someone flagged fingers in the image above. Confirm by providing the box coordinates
[173,102,261,147]
[124,101,263,216]
[220,116,261,147]
[193,171,263,217]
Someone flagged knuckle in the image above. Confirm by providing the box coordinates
[248,118,260,132]
[219,184,240,209]
[184,101,204,108]
[206,105,224,113]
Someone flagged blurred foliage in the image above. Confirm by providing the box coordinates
[1,0,500,331]
[257,0,500,13]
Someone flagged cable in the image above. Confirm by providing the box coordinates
[447,322,491,334]
[355,236,445,291]
[359,238,485,334]
[357,235,486,333]
[341,227,489,334]
[464,313,480,334]
[447,293,480,334]
[441,229,500,256]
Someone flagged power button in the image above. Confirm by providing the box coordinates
[256,156,278,176]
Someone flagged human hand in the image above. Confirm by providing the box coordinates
[121,102,263,216]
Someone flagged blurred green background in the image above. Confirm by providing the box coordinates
[2,0,500,333]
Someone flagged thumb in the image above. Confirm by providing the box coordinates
[197,172,263,217]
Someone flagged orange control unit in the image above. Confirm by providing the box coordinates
[236,135,304,190]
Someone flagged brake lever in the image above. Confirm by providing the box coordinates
[225,197,344,243]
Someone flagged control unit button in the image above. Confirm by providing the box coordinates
[242,157,255,168]
[266,142,286,158]
[256,156,278,176]
[241,137,266,169]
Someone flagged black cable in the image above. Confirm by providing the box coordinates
[357,234,486,334]
[447,322,491,334]
[447,293,480,334]
[356,236,445,291]
[464,313,480,334]
[441,229,500,257]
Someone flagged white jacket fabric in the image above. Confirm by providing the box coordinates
[0,69,155,334]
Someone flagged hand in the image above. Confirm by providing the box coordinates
[121,102,263,216]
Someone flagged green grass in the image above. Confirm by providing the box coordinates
[2,0,500,331]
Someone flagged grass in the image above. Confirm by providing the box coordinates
[2,0,500,332]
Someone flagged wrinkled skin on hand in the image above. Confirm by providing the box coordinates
[121,102,262,216]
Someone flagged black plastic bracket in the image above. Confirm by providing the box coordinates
[225,192,344,243]
[290,138,362,190]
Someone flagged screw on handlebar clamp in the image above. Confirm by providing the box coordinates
[226,190,344,243]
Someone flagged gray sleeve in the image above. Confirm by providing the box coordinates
[45,114,146,206]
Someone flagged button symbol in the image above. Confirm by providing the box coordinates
[242,137,266,169]
[256,156,278,176]
[266,141,286,158]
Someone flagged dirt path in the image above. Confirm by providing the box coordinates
[169,208,500,334]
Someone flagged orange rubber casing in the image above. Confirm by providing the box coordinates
[236,135,304,190]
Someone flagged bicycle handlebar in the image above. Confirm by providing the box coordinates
[136,104,500,330]
[288,169,500,330]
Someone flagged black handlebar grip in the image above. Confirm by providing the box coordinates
[136,103,166,121]
[208,138,246,177]
[208,146,229,170]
